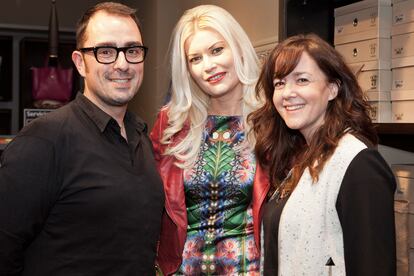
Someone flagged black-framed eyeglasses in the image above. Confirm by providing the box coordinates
[78,45,148,64]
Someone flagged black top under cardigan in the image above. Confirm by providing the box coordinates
[262,148,396,276]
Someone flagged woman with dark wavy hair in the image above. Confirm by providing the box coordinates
[249,34,396,275]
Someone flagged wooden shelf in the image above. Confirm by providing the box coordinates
[375,123,414,152]
[0,28,78,135]
[0,135,14,151]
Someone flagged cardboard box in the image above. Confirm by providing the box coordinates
[336,38,391,65]
[393,0,414,25]
[335,0,392,44]
[391,90,414,122]
[392,66,414,90]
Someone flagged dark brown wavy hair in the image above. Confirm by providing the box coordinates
[248,34,377,196]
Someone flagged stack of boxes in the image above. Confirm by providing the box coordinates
[391,0,414,122]
[334,0,392,123]
[393,164,414,276]
[334,1,414,275]
[334,0,414,123]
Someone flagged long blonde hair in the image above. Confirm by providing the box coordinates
[161,5,263,168]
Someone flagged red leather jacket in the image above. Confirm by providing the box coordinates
[150,108,270,276]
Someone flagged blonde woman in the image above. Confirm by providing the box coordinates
[151,5,270,275]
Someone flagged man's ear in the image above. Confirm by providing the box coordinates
[72,51,86,77]
[328,81,339,101]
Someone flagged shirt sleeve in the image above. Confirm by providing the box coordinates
[0,135,57,274]
[336,148,396,276]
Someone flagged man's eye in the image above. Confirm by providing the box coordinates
[127,48,139,55]
[99,49,114,56]
[212,47,224,55]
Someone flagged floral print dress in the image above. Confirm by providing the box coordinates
[176,115,260,276]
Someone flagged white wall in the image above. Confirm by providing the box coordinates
[0,0,110,30]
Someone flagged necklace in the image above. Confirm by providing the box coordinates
[270,170,292,202]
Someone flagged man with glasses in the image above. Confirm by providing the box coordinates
[0,2,164,275]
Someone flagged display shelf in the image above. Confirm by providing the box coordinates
[0,109,11,134]
[19,37,79,129]
[375,123,414,152]
[0,26,78,134]
[0,135,14,151]
[0,35,13,101]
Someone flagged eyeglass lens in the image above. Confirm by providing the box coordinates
[96,46,145,63]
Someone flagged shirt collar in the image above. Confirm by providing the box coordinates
[74,92,147,134]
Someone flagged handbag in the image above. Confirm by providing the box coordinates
[31,0,73,105]
[31,63,73,102]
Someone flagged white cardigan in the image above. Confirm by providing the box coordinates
[277,134,367,276]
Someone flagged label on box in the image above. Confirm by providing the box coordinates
[394,13,405,24]
[394,80,404,89]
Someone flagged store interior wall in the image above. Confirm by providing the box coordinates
[0,0,413,164]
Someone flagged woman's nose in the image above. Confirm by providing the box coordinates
[281,82,296,98]
[203,56,216,72]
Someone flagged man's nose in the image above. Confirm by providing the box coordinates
[113,51,129,70]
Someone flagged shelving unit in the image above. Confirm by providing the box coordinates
[0,25,80,135]
[375,123,414,152]
[278,0,414,155]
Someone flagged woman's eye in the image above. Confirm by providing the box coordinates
[188,56,201,63]
[273,80,285,89]
[297,78,310,85]
[212,47,224,55]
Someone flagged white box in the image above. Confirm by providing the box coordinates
[334,0,392,44]
[336,38,391,65]
[392,31,414,60]
[391,90,414,122]
[395,200,410,276]
[393,0,414,25]
[392,66,414,90]
[394,164,414,203]
[366,91,392,122]
[369,101,392,122]
[410,213,414,248]
[392,22,414,67]
[390,162,414,275]
[391,31,414,59]
[392,20,414,36]
[358,69,391,92]
[365,91,391,100]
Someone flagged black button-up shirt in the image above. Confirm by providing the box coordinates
[0,93,164,276]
